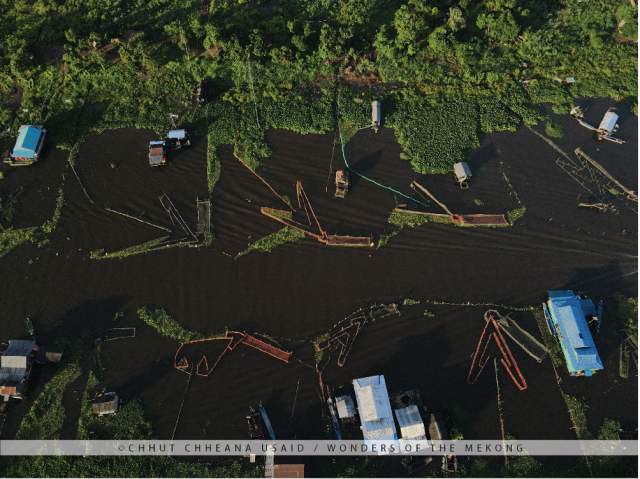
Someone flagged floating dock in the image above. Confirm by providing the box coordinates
[453,214,509,226]
[326,235,373,247]
[196,199,211,234]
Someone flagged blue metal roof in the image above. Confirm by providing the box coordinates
[547,291,603,373]
[579,299,596,317]
[12,126,44,158]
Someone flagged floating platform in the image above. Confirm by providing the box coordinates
[454,214,509,226]
[196,199,211,234]
[326,235,373,247]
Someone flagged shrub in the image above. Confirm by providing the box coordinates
[545,121,564,138]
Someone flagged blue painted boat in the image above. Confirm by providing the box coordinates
[542,303,556,336]
[326,397,342,440]
[259,404,276,440]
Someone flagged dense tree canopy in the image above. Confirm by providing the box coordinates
[0,0,636,173]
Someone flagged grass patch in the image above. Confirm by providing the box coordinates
[545,121,564,138]
[507,206,526,225]
[376,227,402,249]
[561,393,592,439]
[388,211,450,227]
[138,307,208,342]
[533,309,564,369]
[91,236,190,259]
[236,227,305,258]
[0,188,64,259]
[473,198,484,206]
[613,293,637,344]
[206,132,222,194]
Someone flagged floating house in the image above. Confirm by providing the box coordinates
[353,375,397,441]
[453,162,472,189]
[371,101,381,132]
[335,395,357,423]
[394,405,426,440]
[544,291,603,376]
[0,340,38,400]
[92,392,119,416]
[148,140,166,166]
[6,125,47,165]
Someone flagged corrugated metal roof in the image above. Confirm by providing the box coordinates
[371,101,381,123]
[335,395,356,418]
[394,406,426,440]
[547,291,603,373]
[353,375,397,441]
[579,299,597,317]
[273,464,304,478]
[454,162,472,180]
[598,111,618,133]
[92,394,118,414]
[1,340,35,369]
[12,126,44,158]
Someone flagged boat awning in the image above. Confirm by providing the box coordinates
[598,111,618,132]
[167,130,186,139]
[454,162,472,180]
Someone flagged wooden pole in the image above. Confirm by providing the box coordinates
[575,148,637,201]
[104,206,172,232]
[410,182,453,216]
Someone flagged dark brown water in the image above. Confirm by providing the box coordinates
[0,99,636,472]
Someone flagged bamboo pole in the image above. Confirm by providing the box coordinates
[575,148,638,201]
[410,182,453,216]
[104,206,172,232]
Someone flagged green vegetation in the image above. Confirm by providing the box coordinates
[389,211,449,228]
[236,226,305,258]
[613,293,638,344]
[0,188,64,259]
[545,121,564,138]
[138,306,207,342]
[377,228,402,249]
[507,206,526,225]
[533,309,564,369]
[473,199,484,206]
[14,342,82,440]
[562,393,592,439]
[0,0,633,195]
[90,236,170,259]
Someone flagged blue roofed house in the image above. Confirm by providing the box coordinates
[7,125,47,165]
[353,375,398,443]
[545,291,603,376]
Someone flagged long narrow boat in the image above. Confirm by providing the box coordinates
[542,303,556,336]
[259,404,276,440]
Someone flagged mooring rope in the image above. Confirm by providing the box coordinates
[337,128,430,208]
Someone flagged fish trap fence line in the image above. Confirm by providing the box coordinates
[233,139,293,211]
[484,309,549,363]
[424,300,535,311]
